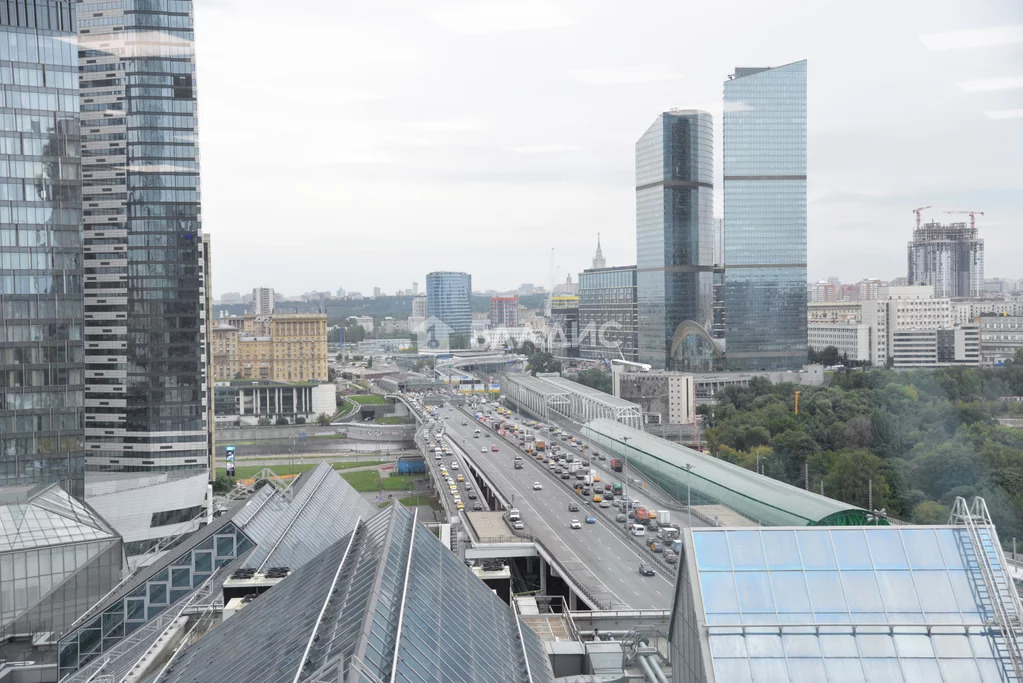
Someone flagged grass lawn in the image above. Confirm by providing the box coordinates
[217,459,387,480]
[374,416,409,425]
[381,475,414,491]
[340,469,382,491]
[378,494,438,509]
[349,394,388,405]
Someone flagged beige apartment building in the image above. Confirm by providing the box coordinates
[213,313,328,382]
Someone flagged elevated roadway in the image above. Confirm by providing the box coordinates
[440,412,675,610]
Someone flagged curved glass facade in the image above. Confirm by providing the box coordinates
[78,0,207,472]
[426,271,472,341]
[636,110,715,371]
[0,0,84,496]
[723,61,808,371]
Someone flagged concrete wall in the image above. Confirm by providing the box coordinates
[342,423,416,441]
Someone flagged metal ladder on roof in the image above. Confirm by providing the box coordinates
[950,496,1023,681]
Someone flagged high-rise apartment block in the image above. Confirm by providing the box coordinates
[811,280,837,303]
[426,271,472,339]
[635,110,716,371]
[578,265,638,362]
[213,314,328,382]
[489,296,518,328]
[252,286,275,314]
[723,60,808,370]
[78,0,208,474]
[0,0,84,496]
[907,219,984,298]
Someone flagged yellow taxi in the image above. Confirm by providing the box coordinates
[593,494,603,503]
[457,474,465,482]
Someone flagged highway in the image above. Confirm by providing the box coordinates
[439,409,676,610]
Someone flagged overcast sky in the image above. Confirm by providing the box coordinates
[193,0,1022,297]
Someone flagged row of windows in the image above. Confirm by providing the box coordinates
[150,504,204,528]
[0,134,74,155]
[0,366,83,388]
[0,274,82,295]
[0,111,76,134]
[0,249,79,270]
[0,409,81,436]
[0,64,76,88]
[0,320,81,341]
[0,158,78,179]
[0,342,82,364]
[0,86,77,111]
[0,31,76,67]
[2,389,83,412]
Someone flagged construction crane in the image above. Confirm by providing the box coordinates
[945,210,985,230]
[912,205,932,229]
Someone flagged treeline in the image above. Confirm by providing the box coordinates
[704,350,1023,540]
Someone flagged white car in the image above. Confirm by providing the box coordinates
[512,521,525,530]
[481,447,487,453]
[451,462,459,470]
[533,482,543,491]
[570,519,582,529]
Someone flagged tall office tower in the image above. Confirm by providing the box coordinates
[907,220,984,298]
[425,272,472,344]
[723,60,808,370]
[578,265,638,362]
[78,0,209,556]
[635,110,717,371]
[591,234,606,269]
[201,235,214,475]
[252,286,275,314]
[0,0,84,497]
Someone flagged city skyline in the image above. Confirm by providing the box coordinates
[192,1,1021,295]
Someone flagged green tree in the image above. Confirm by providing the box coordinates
[366,356,373,369]
[316,412,332,426]
[771,429,820,484]
[520,340,537,356]
[275,416,289,425]
[212,473,234,494]
[526,352,562,375]
[344,324,366,343]
[912,500,949,524]
[450,334,469,350]
[257,417,271,426]
[823,449,891,510]
[574,367,612,394]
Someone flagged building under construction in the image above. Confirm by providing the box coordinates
[908,219,985,298]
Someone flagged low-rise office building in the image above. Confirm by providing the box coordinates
[978,315,1023,363]
[214,381,336,424]
[613,369,696,425]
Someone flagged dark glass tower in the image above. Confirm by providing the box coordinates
[78,0,207,472]
[0,0,84,497]
[723,60,807,371]
[635,110,716,371]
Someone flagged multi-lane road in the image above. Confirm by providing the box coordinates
[438,408,676,610]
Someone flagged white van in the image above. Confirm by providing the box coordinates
[508,508,521,522]
[629,524,646,537]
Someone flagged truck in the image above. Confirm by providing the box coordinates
[671,539,682,555]
[612,482,623,496]
[535,439,546,451]
[610,458,624,473]
[568,462,583,473]
[657,510,671,526]
[634,507,651,523]
[660,526,681,543]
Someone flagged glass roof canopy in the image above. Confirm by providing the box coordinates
[581,418,874,526]
[670,525,1022,683]
[162,503,552,683]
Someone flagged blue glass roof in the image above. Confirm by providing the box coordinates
[671,525,1022,683]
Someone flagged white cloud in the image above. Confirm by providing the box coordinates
[959,75,1023,92]
[919,24,1023,50]
[566,64,683,85]
[408,120,488,133]
[508,144,582,154]
[986,109,1023,120]
[428,1,576,34]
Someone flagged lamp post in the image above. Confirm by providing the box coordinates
[683,463,694,528]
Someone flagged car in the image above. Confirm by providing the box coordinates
[568,502,580,512]
[462,420,467,425]
[593,494,603,503]
[434,454,442,460]
[585,515,597,524]
[561,473,570,480]
[605,483,612,491]
[491,445,499,452]
[451,462,459,470]
[639,563,656,577]
[472,502,483,511]
[457,474,464,482]
[464,482,473,490]
[456,502,465,510]
[512,520,525,530]
[592,475,601,483]
[570,519,582,529]
[600,499,612,508]
[533,482,543,490]
[468,491,477,499]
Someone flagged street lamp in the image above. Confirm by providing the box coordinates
[683,463,694,528]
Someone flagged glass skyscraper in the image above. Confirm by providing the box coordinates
[425,271,472,345]
[635,110,717,371]
[78,0,208,472]
[723,60,807,371]
[0,0,84,497]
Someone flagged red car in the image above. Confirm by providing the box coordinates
[491,445,499,452]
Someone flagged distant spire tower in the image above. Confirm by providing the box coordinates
[592,233,606,269]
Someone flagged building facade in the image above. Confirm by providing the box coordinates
[78,0,208,474]
[907,220,984,298]
[635,110,716,371]
[489,296,518,328]
[550,295,579,357]
[811,280,837,303]
[251,286,274,314]
[723,60,808,371]
[978,315,1023,363]
[212,313,328,382]
[411,293,427,317]
[807,322,872,361]
[578,266,638,362]
[0,0,84,496]
[426,271,472,340]
[614,370,696,425]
